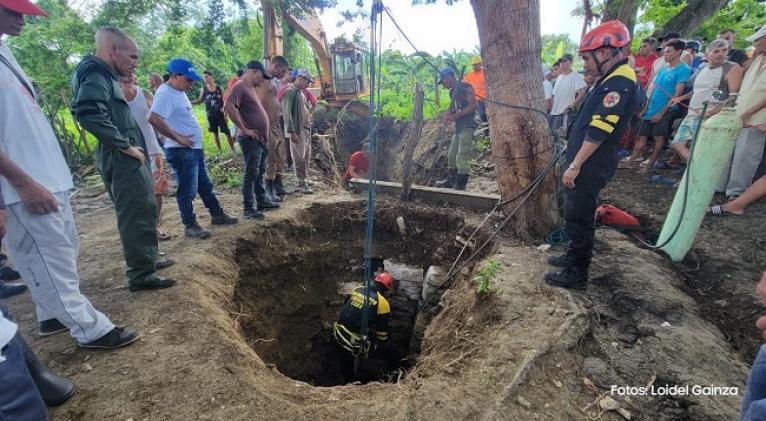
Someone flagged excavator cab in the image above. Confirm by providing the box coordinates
[331,42,366,100]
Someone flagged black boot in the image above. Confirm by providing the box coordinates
[435,169,457,188]
[544,265,588,290]
[274,175,288,196]
[547,254,573,267]
[453,173,469,190]
[263,181,276,203]
[20,335,75,406]
[267,180,282,202]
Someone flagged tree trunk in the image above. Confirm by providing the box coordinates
[470,0,559,239]
[655,0,730,38]
[401,84,425,201]
[604,0,640,36]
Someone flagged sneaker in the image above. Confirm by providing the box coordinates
[39,319,68,337]
[0,281,27,299]
[185,223,211,239]
[78,327,139,349]
[211,211,239,225]
[257,201,280,211]
[294,184,314,194]
[128,276,176,292]
[244,208,265,220]
[155,258,175,270]
[0,266,21,281]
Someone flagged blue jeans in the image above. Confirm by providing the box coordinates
[742,344,766,420]
[165,147,222,226]
[237,136,267,209]
[0,333,48,420]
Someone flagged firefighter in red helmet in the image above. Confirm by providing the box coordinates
[333,272,393,381]
[545,20,640,289]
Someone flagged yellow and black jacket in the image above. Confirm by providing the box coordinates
[568,59,639,179]
[334,284,390,353]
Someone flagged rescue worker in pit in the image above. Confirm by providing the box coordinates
[544,20,639,290]
[333,272,393,381]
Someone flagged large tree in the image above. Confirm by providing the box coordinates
[469,0,559,238]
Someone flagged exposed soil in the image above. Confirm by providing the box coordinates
[2,124,762,420]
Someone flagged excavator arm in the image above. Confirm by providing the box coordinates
[264,2,334,100]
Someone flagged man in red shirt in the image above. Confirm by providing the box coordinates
[343,142,370,187]
[633,37,658,88]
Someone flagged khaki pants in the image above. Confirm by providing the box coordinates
[290,128,312,182]
[265,124,285,181]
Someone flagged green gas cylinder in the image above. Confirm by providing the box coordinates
[658,107,742,261]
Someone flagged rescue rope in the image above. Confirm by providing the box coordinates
[357,0,385,373]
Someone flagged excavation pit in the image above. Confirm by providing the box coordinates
[232,201,488,386]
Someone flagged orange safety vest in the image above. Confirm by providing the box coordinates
[463,69,487,101]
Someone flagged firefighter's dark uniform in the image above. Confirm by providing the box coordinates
[333,283,390,381]
[564,60,639,276]
[70,56,159,286]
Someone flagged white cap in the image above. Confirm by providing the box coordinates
[746,23,766,42]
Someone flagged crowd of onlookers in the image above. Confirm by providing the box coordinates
[543,25,766,216]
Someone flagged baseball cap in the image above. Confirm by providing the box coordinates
[0,0,48,16]
[437,67,455,84]
[167,59,202,82]
[245,60,273,79]
[746,23,766,42]
[295,68,314,83]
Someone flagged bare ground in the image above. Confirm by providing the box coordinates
[2,127,762,420]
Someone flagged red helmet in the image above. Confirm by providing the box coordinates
[579,20,631,53]
[374,272,394,290]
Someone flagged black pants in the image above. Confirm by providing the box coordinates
[238,136,268,209]
[564,170,609,269]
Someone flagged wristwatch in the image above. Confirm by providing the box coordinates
[568,162,579,171]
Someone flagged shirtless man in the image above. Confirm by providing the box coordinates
[254,56,290,202]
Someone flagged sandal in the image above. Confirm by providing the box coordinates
[157,230,172,241]
[708,205,743,217]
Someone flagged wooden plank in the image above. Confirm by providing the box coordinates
[349,178,500,210]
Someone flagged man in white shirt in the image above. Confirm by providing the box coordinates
[549,54,587,136]
[0,0,138,349]
[669,39,742,161]
[149,59,238,239]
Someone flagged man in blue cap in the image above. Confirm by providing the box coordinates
[71,27,176,292]
[435,67,477,190]
[149,58,238,239]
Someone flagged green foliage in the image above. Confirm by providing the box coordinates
[541,34,579,67]
[638,0,687,29]
[696,0,766,49]
[472,259,502,295]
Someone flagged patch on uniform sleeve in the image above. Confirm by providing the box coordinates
[603,91,621,108]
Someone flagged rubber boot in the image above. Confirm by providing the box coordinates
[20,335,75,406]
[263,181,276,204]
[268,180,282,202]
[435,169,457,188]
[274,174,288,197]
[453,173,469,191]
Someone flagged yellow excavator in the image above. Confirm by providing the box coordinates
[263,3,369,116]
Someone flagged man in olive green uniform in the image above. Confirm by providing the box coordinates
[434,68,478,190]
[71,27,175,292]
